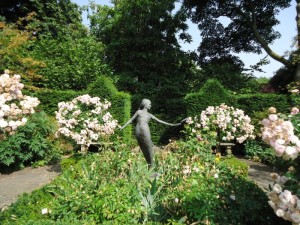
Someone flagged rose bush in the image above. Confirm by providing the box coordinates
[55,94,118,153]
[262,105,300,224]
[261,107,300,160]
[0,70,40,138]
[185,103,255,144]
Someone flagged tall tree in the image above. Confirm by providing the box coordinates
[89,0,194,116]
[183,0,300,83]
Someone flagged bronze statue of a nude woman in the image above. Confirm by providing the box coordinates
[120,99,184,168]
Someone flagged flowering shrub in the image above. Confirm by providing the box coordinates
[55,94,118,153]
[185,103,255,144]
[0,70,40,137]
[262,106,300,224]
[268,173,300,224]
[261,107,300,160]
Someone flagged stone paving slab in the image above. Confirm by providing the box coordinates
[238,158,277,191]
[0,164,61,210]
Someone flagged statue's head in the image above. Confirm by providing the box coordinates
[140,99,151,110]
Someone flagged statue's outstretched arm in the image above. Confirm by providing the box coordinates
[151,114,181,126]
[120,111,138,130]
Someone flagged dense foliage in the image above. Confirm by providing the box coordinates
[0,111,61,171]
[236,93,290,116]
[0,147,288,224]
[0,0,83,38]
[88,0,194,119]
[30,35,109,90]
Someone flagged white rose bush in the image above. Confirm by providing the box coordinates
[261,104,300,224]
[0,70,40,138]
[185,103,255,145]
[55,94,119,153]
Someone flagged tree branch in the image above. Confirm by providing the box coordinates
[236,1,291,67]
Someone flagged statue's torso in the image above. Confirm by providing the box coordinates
[135,110,151,139]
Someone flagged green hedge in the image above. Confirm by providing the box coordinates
[87,76,132,143]
[236,93,290,116]
[184,79,236,117]
[184,79,291,120]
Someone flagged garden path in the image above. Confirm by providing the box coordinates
[238,158,276,191]
[0,157,275,211]
[0,164,61,210]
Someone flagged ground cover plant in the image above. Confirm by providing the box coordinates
[0,142,289,225]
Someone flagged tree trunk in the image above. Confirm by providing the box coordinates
[294,0,300,81]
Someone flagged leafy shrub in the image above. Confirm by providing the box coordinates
[162,157,286,225]
[30,36,110,91]
[0,112,61,171]
[244,140,276,164]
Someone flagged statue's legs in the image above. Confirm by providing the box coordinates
[136,136,153,168]
[138,139,153,168]
[135,125,154,168]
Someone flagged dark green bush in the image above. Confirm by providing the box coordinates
[184,79,236,116]
[0,112,61,172]
[236,93,290,117]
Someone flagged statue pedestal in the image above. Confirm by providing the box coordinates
[219,142,235,156]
